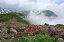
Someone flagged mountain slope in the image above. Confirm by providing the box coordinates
[0,8,11,14]
[0,12,30,24]
[38,10,57,17]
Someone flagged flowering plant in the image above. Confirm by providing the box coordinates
[14,26,47,37]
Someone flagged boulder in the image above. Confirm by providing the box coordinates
[45,28,64,40]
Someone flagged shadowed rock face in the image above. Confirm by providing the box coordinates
[39,10,57,17]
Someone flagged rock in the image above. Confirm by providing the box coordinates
[55,24,64,28]
[58,38,64,42]
[60,31,64,39]
[45,27,64,39]
[56,24,63,26]
[0,33,3,39]
[10,28,17,33]
[3,34,15,39]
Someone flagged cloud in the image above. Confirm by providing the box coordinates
[0,0,64,25]
[48,0,64,4]
[4,0,18,5]
[26,5,64,25]
[0,0,64,9]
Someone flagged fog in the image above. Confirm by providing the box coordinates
[0,0,64,25]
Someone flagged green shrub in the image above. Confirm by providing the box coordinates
[0,12,29,24]
[59,26,64,29]
[1,34,59,42]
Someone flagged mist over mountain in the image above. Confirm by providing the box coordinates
[40,10,57,17]
[0,8,11,14]
[0,0,64,25]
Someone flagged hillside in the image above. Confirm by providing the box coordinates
[0,12,30,25]
[0,12,64,42]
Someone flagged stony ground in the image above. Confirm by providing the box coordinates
[0,23,64,42]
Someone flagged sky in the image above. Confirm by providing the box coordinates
[0,0,64,9]
[0,0,64,25]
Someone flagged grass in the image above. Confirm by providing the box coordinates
[0,12,30,24]
[59,26,64,29]
[0,34,59,42]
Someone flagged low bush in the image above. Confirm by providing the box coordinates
[2,34,59,42]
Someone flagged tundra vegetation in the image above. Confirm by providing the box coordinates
[0,12,64,42]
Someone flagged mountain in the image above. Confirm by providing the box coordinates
[17,10,30,16]
[0,8,30,25]
[38,10,57,17]
[0,8,11,14]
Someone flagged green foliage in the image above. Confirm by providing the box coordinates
[0,12,29,24]
[59,26,64,29]
[1,34,59,42]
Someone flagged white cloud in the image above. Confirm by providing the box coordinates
[0,0,64,25]
[4,0,18,5]
[0,0,64,9]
